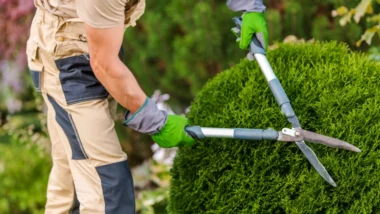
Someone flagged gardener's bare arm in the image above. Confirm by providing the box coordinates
[74,0,195,148]
[85,24,146,113]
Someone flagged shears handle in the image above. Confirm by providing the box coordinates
[185,126,279,141]
[232,17,266,55]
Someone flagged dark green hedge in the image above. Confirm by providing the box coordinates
[169,42,380,213]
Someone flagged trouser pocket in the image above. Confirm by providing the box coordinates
[53,20,109,105]
[29,70,42,92]
[26,40,43,92]
[55,55,109,105]
[54,19,89,60]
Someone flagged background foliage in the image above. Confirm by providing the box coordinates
[0,0,379,213]
[333,0,380,46]
[123,0,377,108]
[169,41,380,213]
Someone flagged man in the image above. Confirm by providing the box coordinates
[26,0,268,213]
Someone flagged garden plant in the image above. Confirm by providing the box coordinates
[333,0,380,47]
[169,41,380,213]
[0,0,378,213]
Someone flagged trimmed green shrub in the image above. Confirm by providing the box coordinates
[169,41,380,213]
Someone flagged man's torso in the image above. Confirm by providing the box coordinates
[33,0,143,27]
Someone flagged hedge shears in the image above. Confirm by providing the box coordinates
[184,17,361,187]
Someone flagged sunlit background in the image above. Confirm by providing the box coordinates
[0,0,379,213]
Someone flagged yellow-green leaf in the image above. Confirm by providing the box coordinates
[333,6,348,16]
[339,10,355,26]
[357,26,379,46]
[356,40,363,47]
[354,0,372,23]
[366,2,373,14]
[367,14,380,23]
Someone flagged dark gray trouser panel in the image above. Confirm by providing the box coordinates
[69,190,80,214]
[96,160,135,214]
[55,55,109,105]
[124,98,167,135]
[47,94,88,160]
[29,70,41,92]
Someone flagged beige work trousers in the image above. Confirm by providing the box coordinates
[26,9,136,214]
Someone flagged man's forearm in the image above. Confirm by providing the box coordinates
[91,57,146,113]
[226,0,265,12]
[85,25,147,113]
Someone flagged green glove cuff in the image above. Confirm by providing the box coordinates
[152,115,195,148]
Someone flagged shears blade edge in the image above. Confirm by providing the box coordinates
[295,141,337,187]
[297,129,361,153]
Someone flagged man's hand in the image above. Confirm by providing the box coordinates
[152,115,195,148]
[239,12,268,50]
[123,98,195,148]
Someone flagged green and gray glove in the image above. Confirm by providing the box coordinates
[239,12,268,50]
[124,98,195,148]
[226,0,268,50]
[152,115,194,148]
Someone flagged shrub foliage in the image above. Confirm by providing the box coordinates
[169,42,380,213]
[0,138,50,214]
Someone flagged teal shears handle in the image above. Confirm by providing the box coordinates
[185,126,278,141]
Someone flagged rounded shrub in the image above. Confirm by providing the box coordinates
[168,41,380,214]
